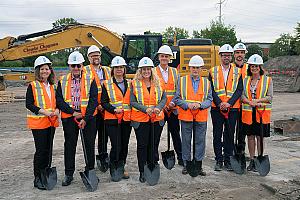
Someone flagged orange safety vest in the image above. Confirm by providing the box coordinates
[232,63,248,79]
[103,78,131,121]
[242,75,272,125]
[27,81,59,129]
[155,66,178,106]
[210,65,241,108]
[60,73,97,119]
[131,79,164,122]
[177,75,210,122]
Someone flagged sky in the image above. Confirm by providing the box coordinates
[0,0,299,43]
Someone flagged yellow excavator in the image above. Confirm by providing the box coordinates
[0,24,220,90]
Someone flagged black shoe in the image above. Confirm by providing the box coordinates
[224,161,233,171]
[178,159,184,166]
[182,167,188,175]
[199,161,206,176]
[214,161,223,171]
[34,176,46,190]
[247,159,257,172]
[139,172,145,183]
[62,175,73,186]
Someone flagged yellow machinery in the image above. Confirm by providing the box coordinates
[0,24,220,90]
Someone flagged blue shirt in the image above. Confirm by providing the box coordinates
[191,75,200,93]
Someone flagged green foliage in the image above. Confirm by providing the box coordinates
[162,26,189,44]
[295,22,300,55]
[269,33,297,57]
[193,21,237,46]
[52,17,79,28]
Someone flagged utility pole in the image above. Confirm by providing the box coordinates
[217,0,226,24]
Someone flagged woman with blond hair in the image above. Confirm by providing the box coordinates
[130,57,166,183]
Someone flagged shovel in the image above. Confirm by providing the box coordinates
[161,111,175,170]
[254,106,270,176]
[96,112,109,173]
[110,112,125,182]
[220,109,244,174]
[40,116,58,190]
[186,109,201,177]
[74,118,99,192]
[144,113,160,186]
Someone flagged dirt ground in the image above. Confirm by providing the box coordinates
[0,88,300,200]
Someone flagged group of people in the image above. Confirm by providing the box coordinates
[26,42,272,190]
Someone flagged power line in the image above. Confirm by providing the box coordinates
[216,0,226,24]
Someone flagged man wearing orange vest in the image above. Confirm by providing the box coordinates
[154,45,183,166]
[85,45,111,172]
[174,55,212,175]
[209,44,243,171]
[56,51,98,186]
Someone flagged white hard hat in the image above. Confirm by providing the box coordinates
[157,45,173,56]
[247,54,263,65]
[219,44,233,54]
[233,43,248,53]
[34,56,52,69]
[68,51,85,65]
[138,57,154,68]
[111,56,127,67]
[188,55,204,67]
[87,45,101,56]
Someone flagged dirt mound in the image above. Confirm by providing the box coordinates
[264,56,300,70]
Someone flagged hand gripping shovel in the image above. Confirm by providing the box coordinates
[40,116,58,190]
[144,113,160,186]
[254,106,270,176]
[74,118,99,192]
[220,109,244,174]
[110,112,125,182]
[186,109,201,177]
[96,112,109,173]
[161,111,175,170]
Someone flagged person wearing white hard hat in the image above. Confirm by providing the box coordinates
[130,57,166,183]
[174,55,212,176]
[209,44,243,172]
[101,56,132,181]
[241,54,273,172]
[26,56,59,190]
[85,45,111,171]
[154,45,183,166]
[56,51,98,187]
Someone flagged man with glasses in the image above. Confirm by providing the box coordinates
[56,51,98,186]
[209,44,243,171]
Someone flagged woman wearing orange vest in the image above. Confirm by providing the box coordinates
[241,54,273,172]
[130,57,166,183]
[26,56,59,190]
[101,56,132,181]
[174,55,212,176]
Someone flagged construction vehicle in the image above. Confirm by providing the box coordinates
[0,24,220,90]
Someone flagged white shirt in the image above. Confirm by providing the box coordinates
[95,67,104,83]
[222,65,230,86]
[43,82,51,100]
[158,64,169,83]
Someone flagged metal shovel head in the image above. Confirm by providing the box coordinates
[96,153,109,172]
[144,163,160,186]
[230,155,245,175]
[110,161,124,182]
[80,169,98,192]
[40,167,57,190]
[161,150,175,170]
[254,155,270,176]
[186,160,200,177]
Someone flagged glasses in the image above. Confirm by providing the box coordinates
[71,64,82,68]
[90,54,100,58]
[221,54,232,57]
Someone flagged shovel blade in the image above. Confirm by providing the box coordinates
[96,154,109,173]
[186,160,200,177]
[230,156,245,175]
[161,150,175,170]
[144,163,160,186]
[80,169,99,192]
[254,155,270,176]
[40,167,57,190]
[110,161,125,182]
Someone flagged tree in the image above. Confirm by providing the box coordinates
[246,44,269,61]
[193,20,238,46]
[295,22,300,55]
[269,33,297,57]
[52,17,79,28]
[162,26,189,44]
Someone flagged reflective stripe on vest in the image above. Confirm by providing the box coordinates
[180,76,209,103]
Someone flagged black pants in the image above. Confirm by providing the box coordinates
[106,121,132,164]
[237,110,246,153]
[164,112,182,160]
[134,122,163,172]
[96,113,108,155]
[32,127,55,177]
[62,117,97,176]
[211,109,238,162]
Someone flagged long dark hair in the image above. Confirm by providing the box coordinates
[247,65,264,76]
[34,64,55,85]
